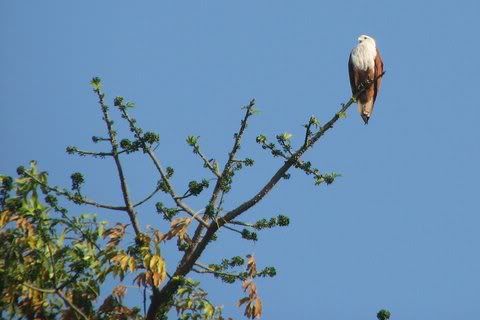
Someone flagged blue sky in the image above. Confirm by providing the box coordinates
[2,1,480,319]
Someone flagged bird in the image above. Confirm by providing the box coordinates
[348,34,384,124]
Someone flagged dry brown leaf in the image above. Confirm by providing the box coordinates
[246,254,257,277]
[163,217,192,242]
[104,223,128,248]
[237,297,250,307]
[112,285,127,299]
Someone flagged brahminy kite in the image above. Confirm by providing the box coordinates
[348,35,384,124]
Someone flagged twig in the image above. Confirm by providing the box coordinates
[22,282,55,293]
[221,224,243,235]
[23,171,127,211]
[134,185,162,208]
[68,148,114,157]
[193,262,243,279]
[228,220,255,228]
[56,290,90,320]
[22,283,90,320]
[194,147,221,178]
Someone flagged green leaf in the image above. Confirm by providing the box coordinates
[338,111,347,119]
[90,77,102,90]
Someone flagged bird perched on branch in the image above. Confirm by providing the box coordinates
[348,35,384,124]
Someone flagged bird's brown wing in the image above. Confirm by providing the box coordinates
[373,48,384,104]
[348,53,358,95]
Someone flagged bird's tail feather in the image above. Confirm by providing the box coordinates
[358,101,374,125]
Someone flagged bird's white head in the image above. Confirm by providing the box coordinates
[357,35,376,47]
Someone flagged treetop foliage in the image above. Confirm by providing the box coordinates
[1,75,388,319]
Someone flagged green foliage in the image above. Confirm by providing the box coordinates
[187,135,200,148]
[377,309,391,320]
[188,179,210,197]
[0,162,142,319]
[70,172,85,191]
[241,229,258,241]
[90,77,102,91]
[156,202,180,220]
[173,278,224,320]
[253,214,290,230]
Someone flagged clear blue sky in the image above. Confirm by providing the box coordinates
[2,1,480,319]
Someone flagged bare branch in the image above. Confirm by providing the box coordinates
[66,147,114,157]
[67,147,129,158]
[133,184,161,208]
[221,224,244,235]
[228,220,255,228]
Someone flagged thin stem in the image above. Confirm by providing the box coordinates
[193,262,243,279]
[194,147,221,178]
[134,185,161,208]
[23,171,127,211]
[222,224,243,235]
[69,149,113,157]
[56,290,90,320]
[22,283,90,320]
[228,220,255,228]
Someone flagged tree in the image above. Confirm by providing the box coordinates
[1,75,387,319]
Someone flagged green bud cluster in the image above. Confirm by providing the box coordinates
[253,214,290,230]
[70,172,85,191]
[187,179,209,196]
[156,202,179,220]
[376,309,391,320]
[186,136,199,148]
[314,172,340,185]
[205,203,216,218]
[158,179,172,194]
[241,229,258,241]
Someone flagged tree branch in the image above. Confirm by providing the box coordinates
[189,100,256,253]
[118,106,209,229]
[56,290,90,320]
[221,73,385,224]
[133,184,161,208]
[94,87,141,236]
[146,73,385,319]
[22,171,127,211]
[22,283,90,320]
[193,146,221,178]
[193,262,244,280]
